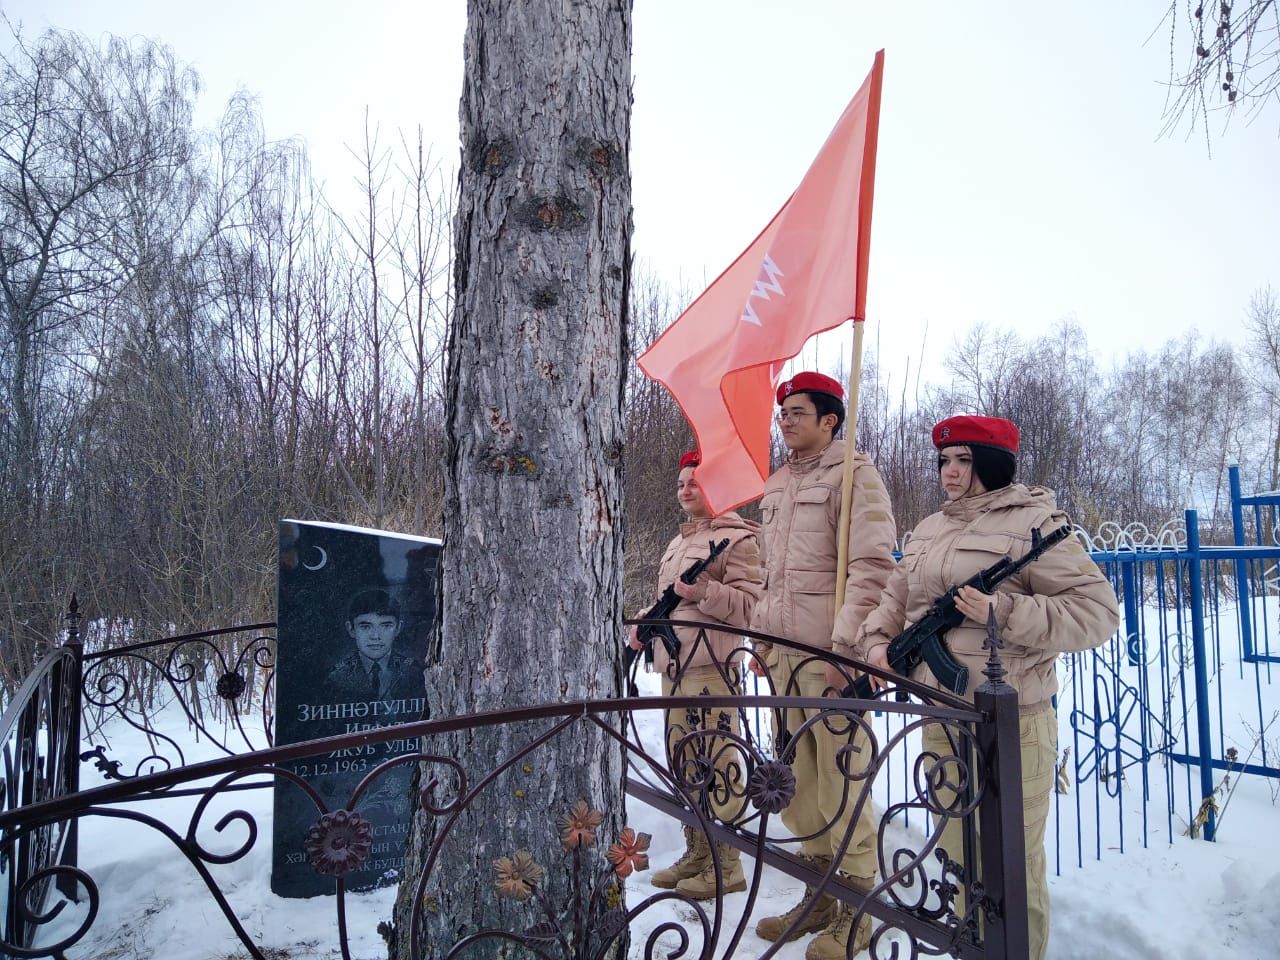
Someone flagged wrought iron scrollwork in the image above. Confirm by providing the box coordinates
[78,626,276,780]
[0,642,82,953]
[2,619,1028,960]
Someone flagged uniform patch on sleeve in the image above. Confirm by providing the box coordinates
[860,490,886,505]
[862,510,891,523]
[1077,560,1099,575]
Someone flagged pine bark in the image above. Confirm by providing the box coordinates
[392,2,632,957]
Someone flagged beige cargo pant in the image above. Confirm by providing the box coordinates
[921,706,1056,960]
[770,650,876,884]
[662,663,747,825]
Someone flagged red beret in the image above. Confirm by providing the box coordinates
[932,415,1019,454]
[776,371,845,406]
[678,450,701,469]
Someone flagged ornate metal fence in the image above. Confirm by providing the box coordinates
[0,621,80,953]
[78,618,276,782]
[8,477,1280,956]
[1,612,1032,960]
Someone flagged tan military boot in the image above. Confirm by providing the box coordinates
[804,885,874,960]
[673,841,746,900]
[754,855,836,943]
[650,825,710,889]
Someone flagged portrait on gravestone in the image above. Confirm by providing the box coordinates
[323,588,425,705]
[271,520,441,898]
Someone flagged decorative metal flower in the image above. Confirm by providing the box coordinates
[304,808,373,877]
[605,827,651,878]
[560,800,604,849]
[747,759,797,813]
[493,849,545,901]
[216,672,246,700]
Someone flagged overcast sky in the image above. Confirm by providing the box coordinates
[9,1,1277,386]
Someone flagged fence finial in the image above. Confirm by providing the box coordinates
[981,604,1006,686]
[64,593,82,647]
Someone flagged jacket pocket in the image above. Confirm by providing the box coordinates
[783,568,838,641]
[948,532,1015,585]
[760,492,781,523]
[759,495,779,560]
[794,485,832,505]
[900,546,926,573]
[787,568,837,593]
[655,549,677,592]
[681,542,712,564]
[792,484,834,531]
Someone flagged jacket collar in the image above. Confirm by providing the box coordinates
[679,510,756,537]
[787,438,845,475]
[679,515,714,537]
[940,483,1047,522]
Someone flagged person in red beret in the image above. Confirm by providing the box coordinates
[626,449,763,899]
[854,414,1119,960]
[747,371,898,958]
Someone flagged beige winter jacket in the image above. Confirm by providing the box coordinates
[855,484,1119,712]
[651,512,764,673]
[751,440,897,655]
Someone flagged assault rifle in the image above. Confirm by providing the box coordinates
[624,537,731,696]
[841,523,1073,700]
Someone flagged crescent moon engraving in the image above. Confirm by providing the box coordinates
[302,545,328,571]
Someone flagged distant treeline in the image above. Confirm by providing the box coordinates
[624,282,1278,614]
[3,26,1275,689]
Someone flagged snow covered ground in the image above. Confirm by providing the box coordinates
[29,641,1280,960]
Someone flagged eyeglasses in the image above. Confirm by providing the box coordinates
[774,410,819,425]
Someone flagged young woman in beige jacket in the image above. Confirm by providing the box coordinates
[627,449,763,901]
[855,415,1119,960]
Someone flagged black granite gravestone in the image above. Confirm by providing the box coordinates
[270,519,440,898]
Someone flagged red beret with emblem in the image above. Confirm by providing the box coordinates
[775,371,845,406]
[932,415,1019,454]
[678,450,701,470]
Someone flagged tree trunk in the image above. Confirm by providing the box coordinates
[392,2,632,957]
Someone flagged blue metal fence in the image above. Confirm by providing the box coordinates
[740,470,1280,873]
[1229,463,1280,667]
[1053,468,1280,870]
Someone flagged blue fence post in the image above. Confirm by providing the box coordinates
[1185,509,1216,841]
[1121,559,1141,667]
[1228,464,1258,664]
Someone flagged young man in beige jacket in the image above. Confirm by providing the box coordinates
[748,372,897,959]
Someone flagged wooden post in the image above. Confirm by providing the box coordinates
[834,320,865,608]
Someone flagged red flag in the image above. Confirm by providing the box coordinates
[638,51,884,515]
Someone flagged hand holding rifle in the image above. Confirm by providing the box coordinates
[672,575,710,602]
[844,523,1072,699]
[953,584,1004,623]
[623,537,731,696]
